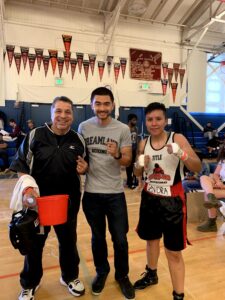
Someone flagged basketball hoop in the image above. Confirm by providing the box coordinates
[220,61,225,74]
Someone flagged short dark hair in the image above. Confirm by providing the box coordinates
[91,87,114,103]
[9,119,16,123]
[127,113,137,122]
[51,96,73,110]
[145,102,166,117]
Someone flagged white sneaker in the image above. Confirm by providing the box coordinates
[60,277,85,297]
[18,285,39,300]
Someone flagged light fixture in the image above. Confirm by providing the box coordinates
[128,0,147,16]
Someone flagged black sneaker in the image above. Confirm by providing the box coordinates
[92,273,109,295]
[173,290,184,300]
[117,276,135,300]
[134,265,158,290]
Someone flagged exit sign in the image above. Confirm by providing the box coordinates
[139,82,150,90]
[55,77,64,86]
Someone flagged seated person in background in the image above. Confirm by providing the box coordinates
[1,119,22,142]
[182,161,210,193]
[27,119,35,132]
[203,122,217,140]
[8,119,22,138]
[206,134,224,158]
[197,142,225,232]
[8,119,25,148]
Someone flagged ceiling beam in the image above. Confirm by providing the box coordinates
[106,0,115,11]
[182,2,224,44]
[97,0,105,14]
[163,0,185,22]
[104,0,127,59]
[181,0,211,26]
[150,0,168,20]
[178,0,202,24]
[104,0,127,34]
[141,0,154,18]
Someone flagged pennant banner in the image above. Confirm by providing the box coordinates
[49,50,58,75]
[89,54,96,75]
[28,53,36,76]
[161,79,168,96]
[120,58,127,79]
[6,45,15,67]
[20,47,29,70]
[173,63,180,82]
[14,53,22,74]
[35,48,43,71]
[179,69,185,88]
[43,55,50,77]
[76,52,83,74]
[62,35,72,54]
[162,62,168,79]
[114,63,120,84]
[83,60,90,81]
[57,57,64,78]
[70,58,77,79]
[63,51,71,73]
[107,56,113,76]
[167,68,174,87]
[171,82,178,103]
[98,61,105,81]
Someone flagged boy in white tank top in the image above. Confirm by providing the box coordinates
[133,102,201,300]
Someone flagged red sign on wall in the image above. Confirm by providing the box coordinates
[130,48,162,81]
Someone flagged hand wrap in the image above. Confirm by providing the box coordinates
[171,143,189,161]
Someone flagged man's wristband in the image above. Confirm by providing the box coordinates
[114,152,122,160]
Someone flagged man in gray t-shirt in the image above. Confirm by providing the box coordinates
[78,87,135,300]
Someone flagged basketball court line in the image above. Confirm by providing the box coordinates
[0,233,222,281]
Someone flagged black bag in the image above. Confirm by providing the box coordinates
[9,209,39,255]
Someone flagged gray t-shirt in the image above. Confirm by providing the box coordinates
[78,117,131,193]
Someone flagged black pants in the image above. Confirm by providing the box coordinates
[82,192,129,280]
[20,212,80,288]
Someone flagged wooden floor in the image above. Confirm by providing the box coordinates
[1,176,225,300]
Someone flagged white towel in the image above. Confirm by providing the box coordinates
[10,174,40,212]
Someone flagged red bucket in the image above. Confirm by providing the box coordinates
[36,194,69,226]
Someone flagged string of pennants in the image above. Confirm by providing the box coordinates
[3,34,186,99]
[4,35,127,84]
[161,63,186,103]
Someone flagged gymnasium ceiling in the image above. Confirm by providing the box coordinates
[2,0,225,57]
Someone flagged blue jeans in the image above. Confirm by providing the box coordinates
[182,179,201,193]
[82,192,129,280]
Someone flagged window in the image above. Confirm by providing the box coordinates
[206,54,225,113]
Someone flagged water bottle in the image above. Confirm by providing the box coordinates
[26,195,38,212]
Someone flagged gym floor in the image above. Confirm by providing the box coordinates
[1,176,225,300]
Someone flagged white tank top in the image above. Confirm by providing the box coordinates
[143,132,184,197]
